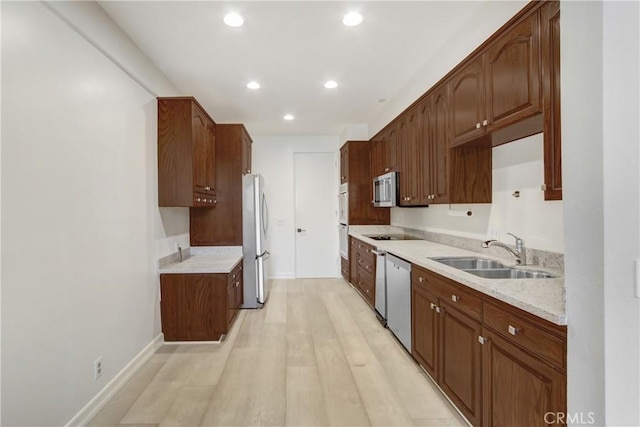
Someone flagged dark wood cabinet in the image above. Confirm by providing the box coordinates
[485,10,541,131]
[190,124,252,246]
[241,130,253,175]
[370,136,385,178]
[411,263,567,427]
[541,1,562,200]
[340,256,349,282]
[411,277,439,379]
[439,301,483,426]
[349,237,376,307]
[423,86,451,204]
[398,108,421,206]
[157,97,217,207]
[450,56,487,147]
[482,300,566,427]
[340,141,390,225]
[450,9,541,148]
[340,144,349,184]
[160,262,242,341]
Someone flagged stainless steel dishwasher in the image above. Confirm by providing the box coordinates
[372,249,387,325]
[386,253,412,352]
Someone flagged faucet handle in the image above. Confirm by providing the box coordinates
[506,232,523,244]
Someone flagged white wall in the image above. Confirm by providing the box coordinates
[563,1,640,426]
[252,135,340,278]
[392,133,564,253]
[1,2,187,425]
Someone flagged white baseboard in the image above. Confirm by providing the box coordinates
[65,333,165,427]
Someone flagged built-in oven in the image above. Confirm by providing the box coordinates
[338,183,348,225]
[373,171,398,207]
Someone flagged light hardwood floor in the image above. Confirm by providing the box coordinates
[89,278,466,427]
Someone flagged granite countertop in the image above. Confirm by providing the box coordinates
[158,246,243,274]
[349,229,566,326]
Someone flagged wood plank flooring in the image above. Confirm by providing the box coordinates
[89,278,465,427]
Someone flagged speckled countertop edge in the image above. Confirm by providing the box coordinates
[158,246,243,274]
[349,226,566,326]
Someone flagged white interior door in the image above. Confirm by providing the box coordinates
[294,152,339,278]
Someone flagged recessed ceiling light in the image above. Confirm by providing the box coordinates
[324,80,338,89]
[343,12,363,27]
[224,12,244,27]
[283,114,294,121]
[247,81,260,89]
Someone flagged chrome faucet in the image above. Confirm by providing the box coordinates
[482,233,526,265]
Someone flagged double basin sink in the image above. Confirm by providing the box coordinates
[430,257,555,279]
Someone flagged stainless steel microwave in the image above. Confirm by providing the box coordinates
[373,171,398,207]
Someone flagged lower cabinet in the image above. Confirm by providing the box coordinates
[411,265,567,427]
[349,237,376,307]
[160,262,243,341]
[340,256,349,281]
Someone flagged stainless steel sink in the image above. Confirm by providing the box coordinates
[430,256,554,279]
[462,268,554,279]
[431,257,505,270]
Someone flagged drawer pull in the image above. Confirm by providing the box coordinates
[451,295,459,302]
[430,303,436,310]
[435,306,441,313]
[419,277,424,283]
[508,325,519,336]
[478,336,488,345]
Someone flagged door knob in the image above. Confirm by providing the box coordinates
[297,228,306,233]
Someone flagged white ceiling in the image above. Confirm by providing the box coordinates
[99,1,509,136]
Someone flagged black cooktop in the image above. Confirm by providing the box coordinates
[365,234,422,241]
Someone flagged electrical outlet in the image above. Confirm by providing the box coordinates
[94,357,103,380]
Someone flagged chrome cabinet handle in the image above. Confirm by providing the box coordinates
[451,295,459,302]
[476,123,481,129]
[478,336,488,345]
[483,119,488,126]
[508,325,519,335]
[430,303,436,310]
[419,277,424,283]
[195,197,201,202]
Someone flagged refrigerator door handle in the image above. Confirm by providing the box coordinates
[262,194,269,238]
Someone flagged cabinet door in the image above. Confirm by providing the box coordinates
[485,11,541,129]
[192,106,209,193]
[370,137,385,178]
[450,56,486,147]
[398,111,421,206]
[340,144,349,184]
[386,125,398,172]
[482,328,566,427]
[227,281,236,324]
[205,120,216,194]
[349,239,358,284]
[431,86,450,204]
[242,131,252,174]
[439,302,482,427]
[418,97,433,205]
[412,284,439,379]
[542,1,562,200]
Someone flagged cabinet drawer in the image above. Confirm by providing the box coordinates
[228,262,242,284]
[357,255,375,276]
[484,302,565,369]
[437,278,483,321]
[358,275,375,304]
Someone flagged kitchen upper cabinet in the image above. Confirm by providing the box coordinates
[158,97,217,207]
[190,124,252,246]
[424,87,451,204]
[241,129,253,175]
[340,141,390,225]
[541,1,562,200]
[398,108,421,206]
[386,126,399,173]
[370,136,385,178]
[340,144,349,184]
[450,56,487,147]
[450,9,542,147]
[485,10,541,130]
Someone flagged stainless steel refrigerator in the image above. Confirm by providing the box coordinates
[242,174,270,308]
